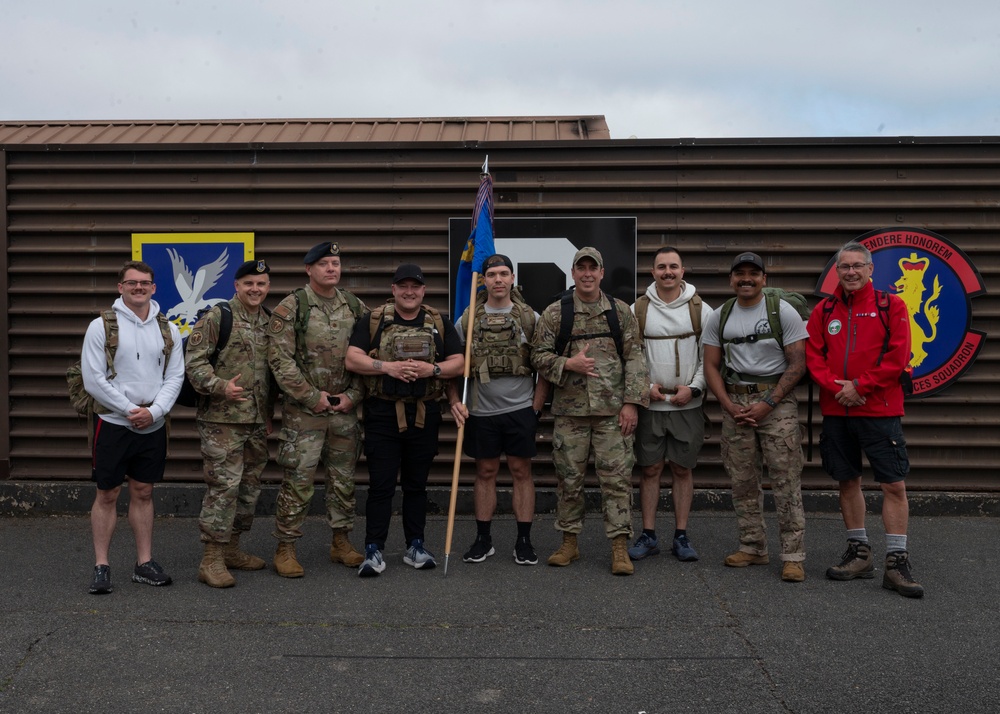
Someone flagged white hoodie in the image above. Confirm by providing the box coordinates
[81,297,184,432]
[632,281,712,412]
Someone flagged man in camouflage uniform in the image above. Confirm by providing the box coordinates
[702,251,808,583]
[267,241,367,578]
[186,259,274,588]
[530,247,649,576]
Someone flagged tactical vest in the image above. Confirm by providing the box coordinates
[462,301,534,384]
[366,302,446,405]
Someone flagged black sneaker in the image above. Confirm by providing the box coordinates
[513,538,538,566]
[132,559,172,586]
[89,565,113,595]
[462,535,495,563]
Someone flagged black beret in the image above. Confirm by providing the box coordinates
[234,259,270,280]
[303,241,340,265]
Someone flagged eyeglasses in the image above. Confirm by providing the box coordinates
[121,280,153,288]
[836,263,870,273]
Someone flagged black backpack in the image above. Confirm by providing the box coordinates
[176,303,234,408]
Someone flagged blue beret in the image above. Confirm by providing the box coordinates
[234,259,270,279]
[304,242,340,265]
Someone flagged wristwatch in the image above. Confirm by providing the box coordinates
[432,364,442,377]
[689,387,702,398]
[763,396,778,408]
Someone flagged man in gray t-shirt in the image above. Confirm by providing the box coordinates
[703,251,808,583]
[450,254,548,566]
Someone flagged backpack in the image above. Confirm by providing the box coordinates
[819,290,913,396]
[175,303,234,408]
[717,287,810,384]
[554,288,625,360]
[66,310,174,416]
[634,292,703,341]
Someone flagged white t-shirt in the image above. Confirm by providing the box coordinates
[702,297,807,382]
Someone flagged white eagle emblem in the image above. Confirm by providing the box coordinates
[166,248,229,335]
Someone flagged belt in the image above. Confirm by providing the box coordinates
[725,383,777,395]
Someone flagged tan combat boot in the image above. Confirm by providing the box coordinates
[547,533,579,567]
[330,529,364,567]
[274,541,305,578]
[826,540,874,581]
[224,532,266,571]
[198,542,236,588]
[611,534,634,576]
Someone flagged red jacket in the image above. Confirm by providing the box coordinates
[805,281,911,417]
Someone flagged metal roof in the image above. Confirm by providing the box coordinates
[0,116,610,146]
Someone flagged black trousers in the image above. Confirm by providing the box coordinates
[362,403,441,550]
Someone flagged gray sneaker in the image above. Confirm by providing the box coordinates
[403,539,437,570]
[358,544,386,578]
[826,539,875,581]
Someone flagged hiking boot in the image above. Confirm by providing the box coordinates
[826,539,875,581]
[513,537,538,566]
[224,533,266,571]
[883,551,924,598]
[463,535,495,564]
[611,535,634,576]
[403,539,437,569]
[672,534,700,562]
[724,551,770,567]
[132,559,172,586]
[274,541,304,578]
[199,542,236,588]
[547,533,580,567]
[627,533,660,561]
[89,565,113,595]
[358,544,386,578]
[330,530,364,567]
[781,561,806,582]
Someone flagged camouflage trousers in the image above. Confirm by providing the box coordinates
[551,414,634,539]
[197,421,269,544]
[720,392,805,562]
[273,406,362,542]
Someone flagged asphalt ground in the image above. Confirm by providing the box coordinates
[1,507,997,713]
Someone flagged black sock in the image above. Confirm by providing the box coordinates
[516,521,532,540]
[674,529,687,539]
[643,529,656,539]
[476,520,492,539]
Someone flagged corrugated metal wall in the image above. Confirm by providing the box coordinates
[3,138,997,490]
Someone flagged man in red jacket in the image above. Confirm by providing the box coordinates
[805,242,923,598]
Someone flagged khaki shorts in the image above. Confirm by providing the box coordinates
[634,407,705,469]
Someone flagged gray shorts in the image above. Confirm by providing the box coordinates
[634,407,705,469]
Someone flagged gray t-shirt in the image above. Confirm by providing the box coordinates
[702,298,807,383]
[459,303,535,416]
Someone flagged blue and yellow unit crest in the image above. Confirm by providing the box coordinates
[816,227,986,398]
[132,232,255,336]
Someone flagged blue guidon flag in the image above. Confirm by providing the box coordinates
[815,227,986,398]
[453,167,496,320]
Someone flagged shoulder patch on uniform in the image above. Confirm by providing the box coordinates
[269,317,287,334]
[271,302,294,321]
[188,331,205,346]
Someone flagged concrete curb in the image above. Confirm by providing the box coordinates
[2,481,998,517]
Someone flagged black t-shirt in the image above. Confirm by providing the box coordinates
[350,307,463,415]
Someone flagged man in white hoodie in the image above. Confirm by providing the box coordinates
[629,247,712,563]
[81,260,184,594]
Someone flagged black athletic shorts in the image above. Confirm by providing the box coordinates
[819,416,909,484]
[91,416,168,490]
[463,406,538,460]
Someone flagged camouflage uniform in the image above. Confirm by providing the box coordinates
[531,292,649,538]
[720,394,805,559]
[267,285,366,542]
[186,297,273,544]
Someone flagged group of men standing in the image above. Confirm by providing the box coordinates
[81,239,923,599]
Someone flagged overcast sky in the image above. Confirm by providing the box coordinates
[3,1,999,139]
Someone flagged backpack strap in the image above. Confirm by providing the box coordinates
[634,295,650,339]
[555,291,624,359]
[101,310,119,380]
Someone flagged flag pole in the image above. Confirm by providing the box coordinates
[443,267,479,575]
[444,158,491,576]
